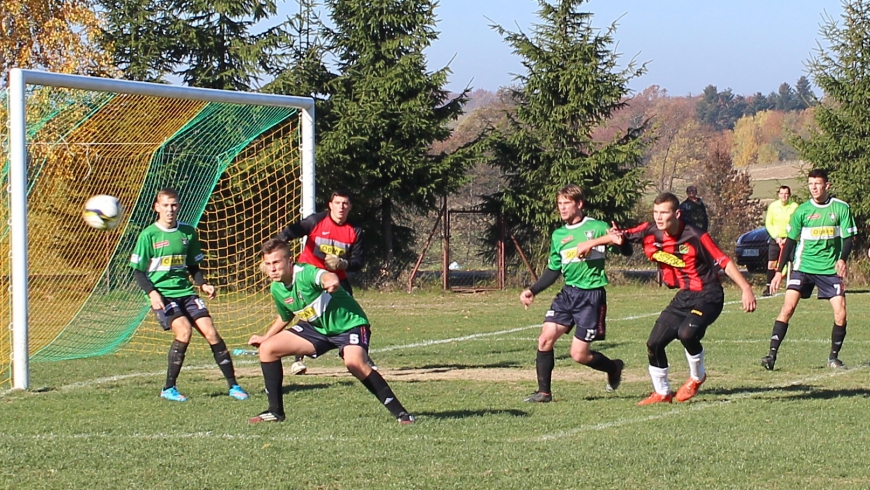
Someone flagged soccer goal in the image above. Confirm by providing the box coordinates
[2,69,315,390]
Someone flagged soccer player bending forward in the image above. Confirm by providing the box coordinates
[247,239,414,424]
[519,184,632,403]
[595,192,756,404]
[130,188,249,402]
[761,169,856,371]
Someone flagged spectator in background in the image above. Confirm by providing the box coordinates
[679,185,709,232]
[763,186,798,296]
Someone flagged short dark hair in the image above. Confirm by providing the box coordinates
[808,168,829,182]
[779,185,791,193]
[686,185,698,195]
[654,192,680,210]
[262,238,292,258]
[156,187,179,201]
[329,189,352,203]
[557,184,584,203]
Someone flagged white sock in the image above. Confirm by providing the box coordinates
[685,349,706,381]
[648,365,670,395]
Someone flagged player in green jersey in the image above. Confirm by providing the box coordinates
[518,184,632,402]
[761,169,857,371]
[246,239,414,424]
[130,188,249,402]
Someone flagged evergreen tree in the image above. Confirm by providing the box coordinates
[746,92,775,115]
[795,0,870,246]
[695,85,747,130]
[317,0,478,274]
[99,0,291,90]
[485,0,648,261]
[775,82,797,111]
[794,75,816,109]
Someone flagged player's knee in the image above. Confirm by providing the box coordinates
[571,350,593,364]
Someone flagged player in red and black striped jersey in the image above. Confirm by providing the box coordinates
[585,192,756,404]
[277,190,367,374]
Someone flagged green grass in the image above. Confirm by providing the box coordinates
[3,284,870,489]
[752,177,802,200]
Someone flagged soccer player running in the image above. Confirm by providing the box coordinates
[594,192,756,404]
[761,169,856,371]
[763,186,798,296]
[276,189,367,375]
[130,188,249,402]
[247,239,414,424]
[519,184,632,403]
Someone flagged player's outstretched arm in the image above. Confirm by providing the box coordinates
[576,234,618,258]
[723,261,756,312]
[248,316,291,346]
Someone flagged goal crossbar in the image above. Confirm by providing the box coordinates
[6,68,316,390]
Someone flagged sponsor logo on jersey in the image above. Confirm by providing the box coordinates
[829,213,837,221]
[563,248,580,261]
[810,226,836,238]
[560,235,574,245]
[154,240,170,249]
[679,244,690,255]
[284,297,294,304]
[297,305,318,321]
[585,231,594,240]
[182,237,188,245]
[322,231,330,235]
[318,243,346,256]
[808,213,821,220]
[160,255,186,267]
[691,309,703,316]
[651,250,686,268]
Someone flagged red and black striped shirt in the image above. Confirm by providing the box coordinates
[623,221,731,292]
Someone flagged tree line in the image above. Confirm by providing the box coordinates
[3,0,870,281]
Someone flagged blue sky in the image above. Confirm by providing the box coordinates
[287,0,844,97]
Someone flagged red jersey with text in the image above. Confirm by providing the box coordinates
[623,222,731,292]
[278,210,363,280]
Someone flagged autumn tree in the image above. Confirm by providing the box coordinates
[1,0,116,85]
[485,0,648,264]
[795,0,870,247]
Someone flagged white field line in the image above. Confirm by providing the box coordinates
[0,293,823,399]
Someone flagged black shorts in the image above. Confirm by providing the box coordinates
[787,271,845,299]
[152,295,211,331]
[544,286,606,342]
[653,288,724,339]
[767,237,782,262]
[288,321,371,358]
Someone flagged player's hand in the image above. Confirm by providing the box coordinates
[770,271,783,292]
[519,289,534,310]
[248,335,265,347]
[576,241,594,259]
[148,291,165,311]
[201,283,217,299]
[324,254,348,271]
[608,221,625,245]
[321,272,340,293]
[835,259,848,279]
[741,287,757,313]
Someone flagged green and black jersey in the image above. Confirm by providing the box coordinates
[129,222,203,297]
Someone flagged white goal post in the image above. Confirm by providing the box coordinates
[6,68,316,390]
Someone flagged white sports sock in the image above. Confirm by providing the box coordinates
[685,349,706,381]
[648,365,670,395]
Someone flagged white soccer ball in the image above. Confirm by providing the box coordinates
[82,194,124,230]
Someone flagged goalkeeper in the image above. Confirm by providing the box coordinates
[275,189,367,374]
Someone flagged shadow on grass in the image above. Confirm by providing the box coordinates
[392,361,524,371]
[705,383,870,400]
[413,408,530,420]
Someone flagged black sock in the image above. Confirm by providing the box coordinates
[210,339,238,388]
[585,351,616,373]
[830,323,846,359]
[768,321,789,358]
[361,370,408,417]
[535,350,555,393]
[260,360,285,417]
[766,269,776,289]
[164,340,189,390]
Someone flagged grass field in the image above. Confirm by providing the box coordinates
[3,283,870,489]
